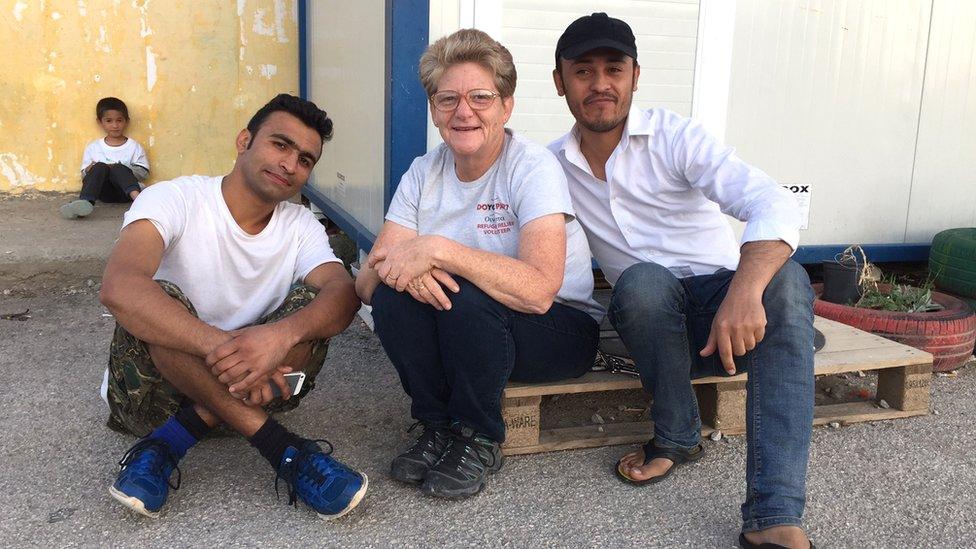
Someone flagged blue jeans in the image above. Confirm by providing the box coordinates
[608,261,815,532]
[372,278,599,443]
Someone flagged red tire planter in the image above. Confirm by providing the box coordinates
[812,283,976,372]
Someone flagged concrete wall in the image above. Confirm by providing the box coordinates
[0,0,299,194]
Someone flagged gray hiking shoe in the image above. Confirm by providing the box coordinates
[391,422,451,484]
[421,422,503,499]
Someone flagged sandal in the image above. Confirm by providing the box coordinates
[738,533,816,549]
[614,438,704,485]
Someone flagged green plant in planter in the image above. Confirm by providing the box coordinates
[854,278,944,313]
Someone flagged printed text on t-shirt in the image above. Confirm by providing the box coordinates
[476,201,514,235]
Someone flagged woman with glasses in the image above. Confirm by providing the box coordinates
[355,29,602,499]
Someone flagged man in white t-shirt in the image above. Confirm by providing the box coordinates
[99,94,367,520]
[549,14,816,549]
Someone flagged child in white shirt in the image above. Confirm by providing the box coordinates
[61,97,151,219]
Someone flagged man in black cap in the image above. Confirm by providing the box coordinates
[548,13,816,549]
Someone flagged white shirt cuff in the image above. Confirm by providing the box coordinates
[741,220,800,254]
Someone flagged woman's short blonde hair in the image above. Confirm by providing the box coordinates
[419,29,517,98]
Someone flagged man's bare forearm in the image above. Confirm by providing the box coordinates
[729,240,793,297]
[100,273,229,358]
[274,277,360,346]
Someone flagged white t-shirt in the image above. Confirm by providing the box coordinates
[122,175,341,330]
[386,130,603,321]
[81,137,150,179]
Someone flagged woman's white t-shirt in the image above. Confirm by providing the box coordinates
[386,130,603,320]
[122,175,341,330]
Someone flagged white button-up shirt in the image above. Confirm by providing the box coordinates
[548,107,801,285]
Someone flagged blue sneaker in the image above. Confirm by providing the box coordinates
[275,440,367,519]
[108,438,181,518]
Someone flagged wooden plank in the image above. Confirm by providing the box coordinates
[503,421,656,455]
[816,331,907,352]
[600,316,923,351]
[713,401,930,437]
[506,346,931,397]
[812,401,928,425]
[598,333,924,360]
[503,402,930,455]
[811,347,932,373]
[505,371,642,398]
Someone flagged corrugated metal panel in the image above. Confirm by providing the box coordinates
[905,0,976,241]
[725,0,932,246]
[306,1,387,235]
[500,0,700,146]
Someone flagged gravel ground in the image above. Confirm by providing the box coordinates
[1,288,974,548]
[0,194,127,292]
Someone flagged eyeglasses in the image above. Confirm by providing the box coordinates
[429,89,501,111]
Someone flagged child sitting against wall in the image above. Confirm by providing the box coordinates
[60,97,150,219]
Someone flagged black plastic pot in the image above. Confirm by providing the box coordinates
[821,259,862,305]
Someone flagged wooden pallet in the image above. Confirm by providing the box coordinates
[501,316,934,455]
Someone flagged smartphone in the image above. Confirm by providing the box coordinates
[270,372,306,398]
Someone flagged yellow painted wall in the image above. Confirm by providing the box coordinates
[0,0,299,193]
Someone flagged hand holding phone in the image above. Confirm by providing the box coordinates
[270,371,306,398]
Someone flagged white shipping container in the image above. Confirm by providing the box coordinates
[303,0,976,260]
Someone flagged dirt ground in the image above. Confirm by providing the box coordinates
[2,193,975,547]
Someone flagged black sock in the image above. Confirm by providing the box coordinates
[174,405,213,441]
[248,417,305,469]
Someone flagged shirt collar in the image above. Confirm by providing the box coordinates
[620,105,652,147]
[560,105,650,156]
[626,106,653,133]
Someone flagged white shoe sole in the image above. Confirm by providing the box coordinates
[60,200,93,219]
[318,473,368,520]
[109,473,367,521]
[108,485,159,518]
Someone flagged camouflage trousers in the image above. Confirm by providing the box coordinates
[105,280,330,437]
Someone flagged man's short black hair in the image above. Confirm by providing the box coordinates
[96,97,129,120]
[246,94,334,147]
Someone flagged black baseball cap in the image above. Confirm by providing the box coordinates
[555,13,637,66]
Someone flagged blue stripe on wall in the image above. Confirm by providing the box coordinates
[385,0,430,210]
[303,185,378,253]
[794,244,930,264]
[298,0,308,99]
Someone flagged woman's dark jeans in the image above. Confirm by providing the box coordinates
[372,277,599,443]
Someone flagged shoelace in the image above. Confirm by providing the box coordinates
[435,436,495,476]
[274,439,335,507]
[405,422,445,457]
[118,438,182,490]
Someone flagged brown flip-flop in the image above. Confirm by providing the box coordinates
[615,438,704,486]
[738,533,816,549]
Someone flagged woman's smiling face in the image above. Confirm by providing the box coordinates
[431,62,514,162]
